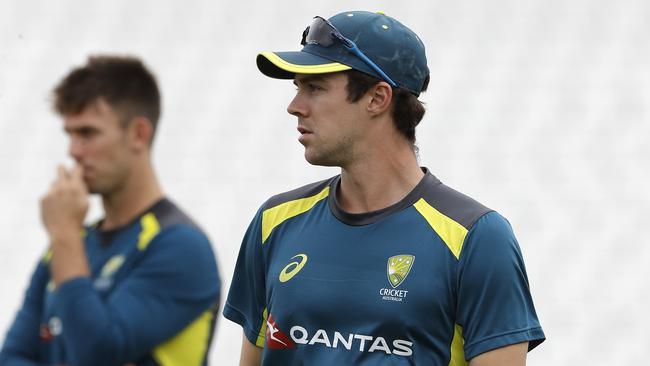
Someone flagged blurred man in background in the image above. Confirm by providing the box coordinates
[0,56,220,366]
[224,11,544,365]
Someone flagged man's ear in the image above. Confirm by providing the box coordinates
[127,117,154,152]
[366,81,393,116]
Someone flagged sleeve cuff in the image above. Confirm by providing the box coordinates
[52,277,93,313]
[223,303,264,348]
[465,326,546,360]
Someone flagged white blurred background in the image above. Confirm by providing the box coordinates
[1,0,648,364]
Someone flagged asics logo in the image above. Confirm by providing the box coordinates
[279,254,308,283]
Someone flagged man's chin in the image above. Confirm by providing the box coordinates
[304,151,339,167]
[82,179,96,193]
[84,181,102,194]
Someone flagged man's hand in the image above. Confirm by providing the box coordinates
[41,164,89,240]
[41,164,90,285]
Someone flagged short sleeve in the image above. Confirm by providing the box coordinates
[456,211,545,359]
[223,207,268,348]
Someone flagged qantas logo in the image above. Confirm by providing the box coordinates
[40,316,63,342]
[265,314,412,356]
[266,314,295,349]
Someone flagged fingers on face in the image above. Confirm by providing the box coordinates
[50,164,88,199]
[55,164,85,184]
[56,165,70,181]
[51,164,84,191]
[72,163,84,180]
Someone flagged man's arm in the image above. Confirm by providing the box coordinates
[40,165,220,365]
[469,342,528,366]
[0,260,50,366]
[51,226,220,366]
[240,333,263,366]
[40,165,90,287]
[2,165,89,366]
[456,212,545,360]
[223,207,269,364]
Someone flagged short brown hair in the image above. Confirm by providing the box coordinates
[53,55,161,136]
[344,70,427,145]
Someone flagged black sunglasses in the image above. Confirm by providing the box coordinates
[300,16,397,87]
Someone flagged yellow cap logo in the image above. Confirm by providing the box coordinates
[279,254,308,283]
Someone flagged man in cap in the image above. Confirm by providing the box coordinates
[224,11,545,365]
[0,56,221,365]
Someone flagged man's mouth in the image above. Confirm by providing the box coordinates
[297,126,312,135]
[297,126,313,144]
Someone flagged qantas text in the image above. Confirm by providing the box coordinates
[289,326,413,356]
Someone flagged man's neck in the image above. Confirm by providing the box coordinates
[337,141,424,214]
[100,163,163,231]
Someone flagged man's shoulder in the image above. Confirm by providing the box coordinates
[140,198,213,252]
[147,198,203,233]
[262,176,337,211]
[137,199,217,270]
[418,173,493,231]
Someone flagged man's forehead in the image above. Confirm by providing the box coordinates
[63,112,100,129]
[63,99,119,128]
[64,99,105,118]
[293,72,345,84]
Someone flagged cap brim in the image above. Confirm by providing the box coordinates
[257,51,352,79]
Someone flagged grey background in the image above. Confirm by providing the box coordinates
[1,0,648,364]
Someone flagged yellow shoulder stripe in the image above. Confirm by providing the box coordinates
[448,324,467,366]
[41,248,53,264]
[256,308,268,348]
[261,187,330,244]
[259,51,352,74]
[153,310,214,366]
[137,213,161,251]
[413,198,468,259]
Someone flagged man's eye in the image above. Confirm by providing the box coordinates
[78,129,96,138]
[308,84,322,92]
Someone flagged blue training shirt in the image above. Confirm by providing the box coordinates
[224,169,545,365]
[0,198,221,366]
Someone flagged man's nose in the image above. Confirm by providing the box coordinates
[68,137,84,162]
[287,93,308,118]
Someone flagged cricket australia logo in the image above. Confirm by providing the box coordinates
[380,254,415,302]
[387,255,415,288]
[94,255,125,291]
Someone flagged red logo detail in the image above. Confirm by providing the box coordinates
[266,314,295,349]
[39,323,53,342]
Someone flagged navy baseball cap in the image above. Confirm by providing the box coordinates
[257,11,430,96]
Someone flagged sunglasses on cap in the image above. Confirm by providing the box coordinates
[301,16,398,87]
